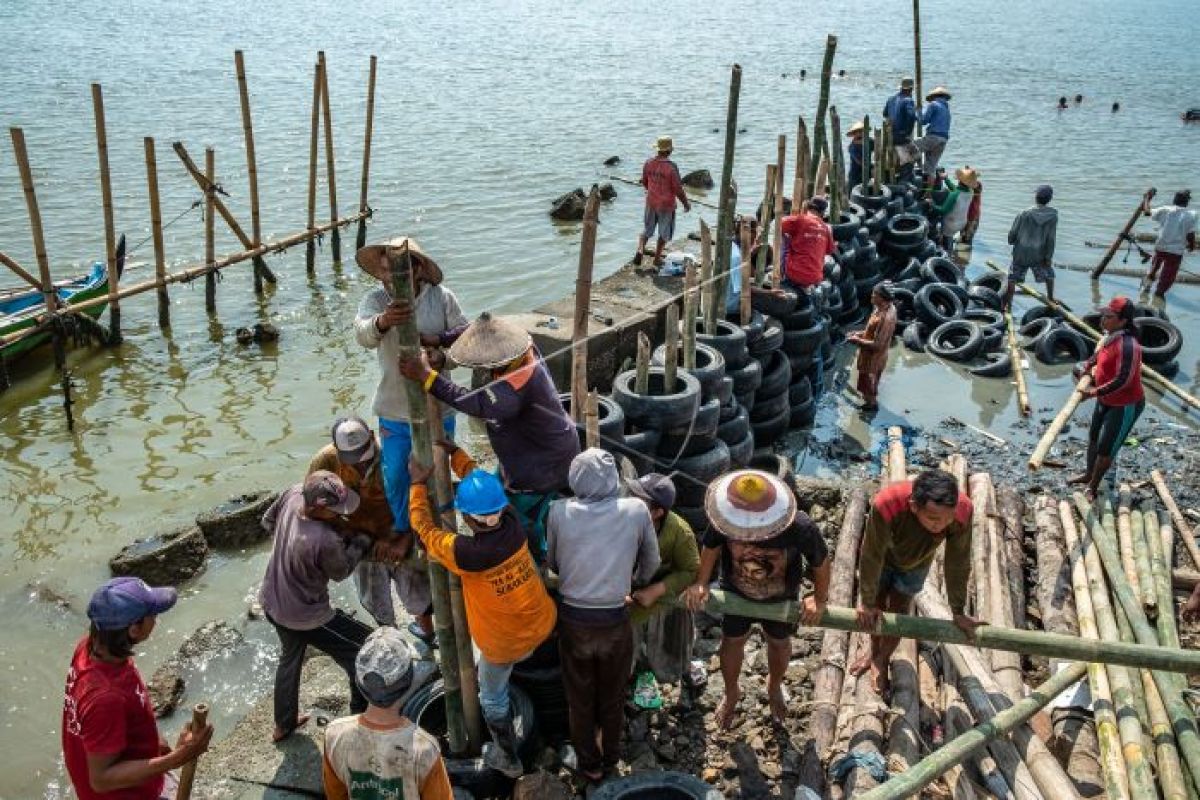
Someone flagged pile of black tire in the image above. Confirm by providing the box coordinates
[1019,303,1184,377]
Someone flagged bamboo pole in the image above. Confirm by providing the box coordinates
[997,487,1028,631]
[1116,486,1143,606]
[584,390,599,449]
[234,51,268,294]
[886,426,906,482]
[1059,500,1129,799]
[1092,191,1154,279]
[1028,375,1091,470]
[9,127,66,369]
[712,64,741,335]
[91,84,121,344]
[942,671,1005,799]
[175,703,209,800]
[828,107,844,218]
[975,476,1023,702]
[356,54,377,252]
[204,149,216,313]
[663,303,679,394]
[1152,469,1200,571]
[1033,497,1078,637]
[306,60,321,274]
[1005,311,1031,416]
[389,245,465,755]
[143,137,170,329]
[773,135,786,286]
[0,252,40,289]
[1145,509,1180,649]
[635,332,650,395]
[682,260,698,369]
[814,154,831,200]
[1144,668,1189,800]
[845,634,887,795]
[738,221,752,325]
[1130,500,1156,613]
[810,35,838,186]
[700,219,716,334]
[318,51,341,266]
[885,638,921,781]
[793,116,810,211]
[754,164,776,286]
[872,126,884,193]
[570,188,600,422]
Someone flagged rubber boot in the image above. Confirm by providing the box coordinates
[483,713,523,778]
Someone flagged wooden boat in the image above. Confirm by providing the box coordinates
[0,235,124,359]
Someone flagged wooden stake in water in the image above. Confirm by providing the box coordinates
[810,35,838,185]
[738,220,753,324]
[773,135,786,285]
[793,115,810,210]
[318,51,341,265]
[682,259,698,369]
[713,64,741,331]
[663,303,679,394]
[356,55,377,252]
[755,164,776,285]
[306,60,321,274]
[234,51,268,294]
[91,84,121,344]
[828,107,844,219]
[571,188,600,422]
[635,332,651,395]
[143,137,170,329]
[204,148,217,313]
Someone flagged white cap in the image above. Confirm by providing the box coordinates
[332,415,375,464]
[355,627,416,707]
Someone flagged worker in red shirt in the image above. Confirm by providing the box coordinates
[780,197,835,290]
[1069,296,1145,499]
[62,578,214,800]
[635,136,691,267]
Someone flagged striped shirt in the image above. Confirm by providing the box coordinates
[1087,329,1143,407]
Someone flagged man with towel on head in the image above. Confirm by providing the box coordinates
[399,312,580,561]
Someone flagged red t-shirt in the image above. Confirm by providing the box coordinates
[641,156,683,212]
[1087,330,1144,407]
[781,212,835,287]
[62,637,164,800]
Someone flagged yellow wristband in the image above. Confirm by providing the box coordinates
[422,370,438,392]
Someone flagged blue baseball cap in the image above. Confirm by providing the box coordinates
[87,577,178,631]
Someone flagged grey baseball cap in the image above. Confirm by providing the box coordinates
[302,470,360,515]
[355,627,416,708]
[627,473,677,510]
[331,415,376,464]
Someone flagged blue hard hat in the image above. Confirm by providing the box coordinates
[454,469,509,516]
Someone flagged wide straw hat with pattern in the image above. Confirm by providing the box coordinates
[354,237,443,286]
[956,166,980,188]
[448,312,533,370]
[704,469,796,542]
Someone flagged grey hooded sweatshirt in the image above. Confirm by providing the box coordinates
[1008,205,1058,269]
[546,448,660,613]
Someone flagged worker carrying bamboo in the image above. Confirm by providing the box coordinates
[1002,184,1059,311]
[354,237,467,644]
[634,135,691,267]
[851,470,980,695]
[399,312,580,561]
[1142,189,1196,298]
[322,628,451,800]
[1068,296,1145,499]
[883,77,918,180]
[686,469,830,729]
[309,415,434,646]
[408,442,556,778]
[62,578,214,800]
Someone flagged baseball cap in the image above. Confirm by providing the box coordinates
[627,473,677,511]
[807,196,829,214]
[303,470,361,515]
[900,77,915,89]
[87,577,178,631]
[1035,184,1053,204]
[355,627,416,707]
[331,415,375,464]
[1098,296,1133,317]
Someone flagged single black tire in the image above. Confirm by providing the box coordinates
[716,404,750,445]
[747,316,785,357]
[734,390,755,415]
[920,256,966,288]
[850,183,893,211]
[1133,317,1183,365]
[609,428,661,476]
[915,283,965,327]
[749,389,790,423]
[980,326,1005,354]
[713,375,734,406]
[751,287,798,317]
[658,432,719,459]
[886,195,906,217]
[1154,360,1180,378]
[942,281,970,309]
[969,273,1007,294]
[673,440,733,505]
[789,395,817,429]
[865,207,889,236]
[903,321,929,352]
[1020,305,1064,327]
[788,376,813,406]
[590,770,724,800]
[787,351,814,376]
[891,287,918,327]
[928,320,985,362]
[970,352,1013,378]
[718,396,739,422]
[559,392,626,450]
[967,284,1003,311]
[611,368,702,429]
[782,318,827,357]
[657,398,722,457]
[780,303,815,331]
[1019,317,1058,349]
[1035,326,1092,365]
[728,357,763,396]
[728,309,765,345]
[755,349,792,399]
[652,342,726,400]
[830,211,863,242]
[695,319,749,369]
[750,404,791,447]
[962,307,1005,333]
[1132,303,1168,321]
[726,430,755,467]
[880,236,928,258]
[891,257,922,282]
[885,213,930,246]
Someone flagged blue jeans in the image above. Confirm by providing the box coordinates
[379,415,456,532]
[477,650,530,725]
[879,564,931,598]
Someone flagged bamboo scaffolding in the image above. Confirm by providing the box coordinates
[1152,469,1200,571]
[1005,311,1031,416]
[712,65,741,331]
[143,137,170,329]
[356,54,377,251]
[318,51,341,265]
[234,51,268,294]
[91,84,121,344]
[306,61,321,274]
[204,148,216,313]
[570,188,600,421]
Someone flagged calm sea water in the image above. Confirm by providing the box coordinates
[2,0,1199,794]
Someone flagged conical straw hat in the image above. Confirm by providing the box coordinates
[925,85,951,101]
[704,469,796,542]
[354,237,443,286]
[448,312,533,369]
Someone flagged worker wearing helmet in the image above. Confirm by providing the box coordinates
[407,441,556,779]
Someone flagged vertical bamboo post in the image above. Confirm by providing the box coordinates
[571,188,600,422]
[1005,312,1031,416]
[663,303,679,394]
[306,60,321,274]
[713,65,741,332]
[739,220,752,324]
[318,51,341,265]
[204,148,217,313]
[91,84,121,345]
[828,107,844,219]
[682,260,698,369]
[773,135,786,285]
[859,114,871,190]
[913,0,923,137]
[356,55,377,251]
[814,154,831,199]
[873,127,884,193]
[426,394,482,753]
[143,137,170,329]
[810,35,838,186]
[234,50,266,294]
[174,703,209,800]
[584,390,600,449]
[793,116,810,210]
[634,332,651,395]
[881,120,893,184]
[390,244,465,755]
[755,164,776,285]
[10,127,65,369]
[700,219,716,334]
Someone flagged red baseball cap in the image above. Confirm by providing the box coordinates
[1098,296,1132,316]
